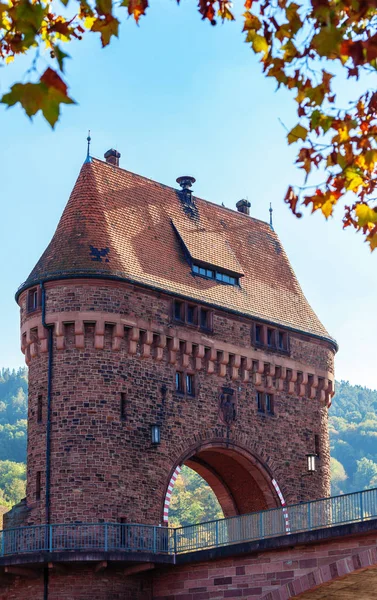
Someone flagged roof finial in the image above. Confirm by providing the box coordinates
[85,130,92,164]
[269,202,274,230]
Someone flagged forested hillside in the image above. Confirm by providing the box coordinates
[0,370,376,523]
[0,369,27,508]
[330,380,377,495]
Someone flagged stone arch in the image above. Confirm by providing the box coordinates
[162,435,287,524]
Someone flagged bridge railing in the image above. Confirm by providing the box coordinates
[174,487,377,553]
[1,487,377,557]
[0,523,175,556]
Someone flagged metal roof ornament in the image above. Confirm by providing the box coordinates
[269,203,274,230]
[85,130,92,164]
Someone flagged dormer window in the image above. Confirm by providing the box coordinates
[192,263,239,286]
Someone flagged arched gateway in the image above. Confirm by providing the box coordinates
[163,441,285,523]
[3,149,337,599]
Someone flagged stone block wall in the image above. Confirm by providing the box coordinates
[17,279,335,527]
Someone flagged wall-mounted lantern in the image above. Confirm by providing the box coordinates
[306,453,317,472]
[151,424,161,446]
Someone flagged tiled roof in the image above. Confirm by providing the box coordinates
[19,158,335,345]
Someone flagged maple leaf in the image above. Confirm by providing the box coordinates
[91,14,119,46]
[355,204,377,227]
[1,68,75,127]
[284,186,302,217]
[287,124,308,144]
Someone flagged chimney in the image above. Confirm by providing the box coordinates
[236,199,251,216]
[176,176,196,204]
[104,149,121,167]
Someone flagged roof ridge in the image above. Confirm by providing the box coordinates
[90,157,272,229]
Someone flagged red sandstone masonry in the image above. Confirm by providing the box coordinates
[14,280,334,526]
[152,533,377,600]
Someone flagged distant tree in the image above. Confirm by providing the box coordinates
[169,466,223,527]
[353,457,377,490]
[330,457,347,495]
[0,460,26,506]
[1,2,377,246]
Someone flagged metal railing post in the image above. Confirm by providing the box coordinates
[307,502,312,530]
[173,528,177,554]
[104,523,108,552]
[1,531,4,557]
[153,526,157,554]
[215,520,219,547]
[360,491,364,521]
[49,524,53,552]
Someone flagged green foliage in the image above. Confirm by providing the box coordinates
[168,466,223,528]
[0,368,28,509]
[0,460,26,506]
[330,380,377,495]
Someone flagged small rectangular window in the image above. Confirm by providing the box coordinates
[199,267,206,276]
[200,308,209,330]
[186,374,195,396]
[120,393,127,421]
[28,288,39,312]
[267,328,275,347]
[175,372,184,393]
[174,300,184,321]
[37,395,43,423]
[278,331,286,350]
[206,269,214,278]
[215,272,223,281]
[255,325,262,344]
[193,265,199,274]
[257,391,264,412]
[36,471,41,501]
[265,393,274,414]
[187,305,196,325]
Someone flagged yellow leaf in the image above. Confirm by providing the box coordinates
[247,31,269,58]
[345,168,364,192]
[287,123,307,144]
[355,204,377,227]
[321,199,334,218]
[5,55,14,64]
[365,150,377,171]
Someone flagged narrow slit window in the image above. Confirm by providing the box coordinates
[315,434,320,457]
[175,372,184,393]
[255,325,262,344]
[186,374,195,396]
[200,308,209,330]
[37,395,43,423]
[267,328,275,347]
[257,391,264,412]
[28,288,39,312]
[187,304,196,325]
[174,300,184,321]
[120,393,127,421]
[36,471,41,501]
[265,393,274,414]
[278,331,286,350]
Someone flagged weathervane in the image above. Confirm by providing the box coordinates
[85,130,92,163]
[269,202,274,230]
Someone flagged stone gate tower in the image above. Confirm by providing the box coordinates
[5,149,336,597]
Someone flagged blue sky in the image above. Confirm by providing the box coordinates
[1,0,376,390]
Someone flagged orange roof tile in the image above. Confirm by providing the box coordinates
[18,158,335,346]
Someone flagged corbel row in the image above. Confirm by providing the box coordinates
[21,314,334,406]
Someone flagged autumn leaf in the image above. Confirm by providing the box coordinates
[288,124,308,144]
[1,68,75,127]
[91,14,119,46]
[355,204,377,227]
[246,31,268,58]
